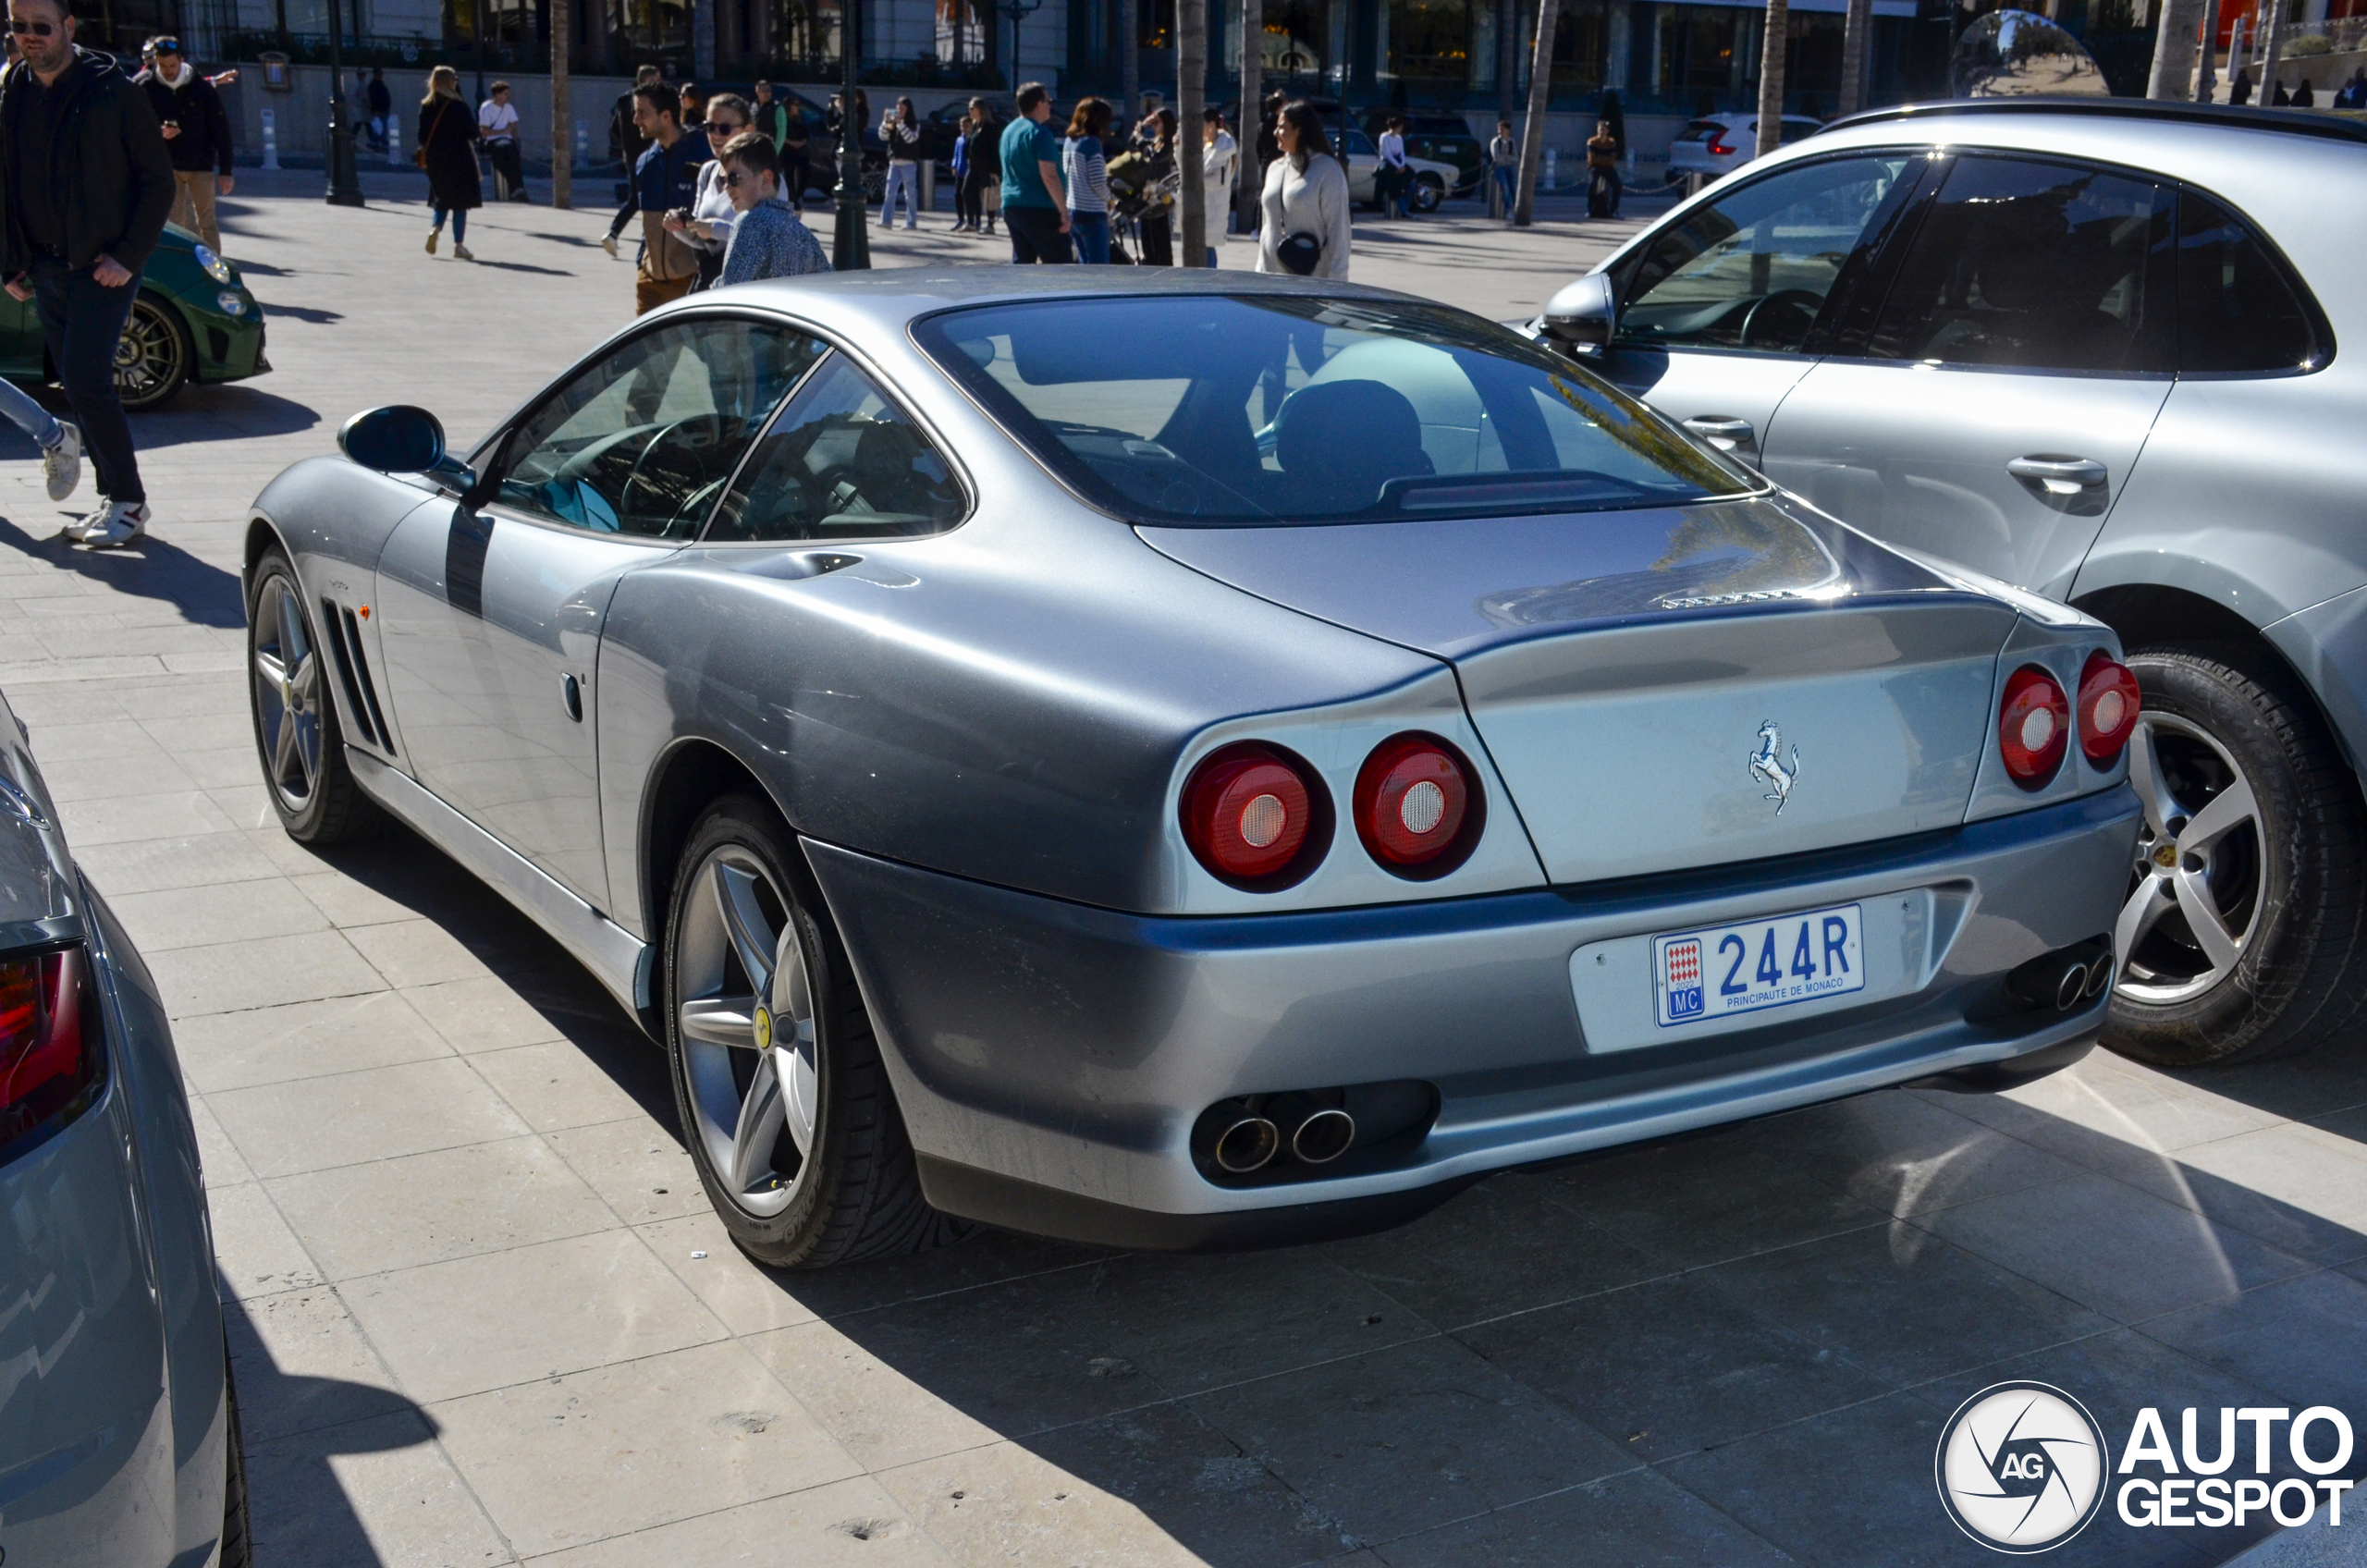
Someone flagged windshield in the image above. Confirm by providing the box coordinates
[916,294,1753,527]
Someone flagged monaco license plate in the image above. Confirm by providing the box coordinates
[1652,902,1865,1028]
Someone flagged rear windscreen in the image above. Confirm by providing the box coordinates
[915,294,1755,526]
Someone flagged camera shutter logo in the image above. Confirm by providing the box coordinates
[1935,1381,2108,1552]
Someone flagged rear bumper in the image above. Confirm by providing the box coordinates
[808,788,2140,1250]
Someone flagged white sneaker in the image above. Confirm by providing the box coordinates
[78,499,150,549]
[43,423,80,503]
[601,234,619,258]
[454,243,475,261]
[425,229,439,254]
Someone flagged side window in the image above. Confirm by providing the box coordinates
[1867,155,2170,374]
[2177,190,2322,375]
[1614,155,1916,355]
[497,321,826,539]
[706,355,966,543]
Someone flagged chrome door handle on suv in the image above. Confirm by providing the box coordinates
[1684,416,1760,467]
[2006,455,2111,515]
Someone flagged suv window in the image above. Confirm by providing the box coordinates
[706,354,966,543]
[2177,189,2323,375]
[1866,154,2170,374]
[497,321,824,538]
[1614,154,1916,354]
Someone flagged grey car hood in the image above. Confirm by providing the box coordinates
[1138,498,2029,884]
[1134,496,1979,661]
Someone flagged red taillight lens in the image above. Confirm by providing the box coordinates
[1355,733,1484,877]
[1999,665,2071,788]
[1180,742,1329,888]
[0,946,98,1154]
[2077,652,2141,763]
[1707,139,1734,155]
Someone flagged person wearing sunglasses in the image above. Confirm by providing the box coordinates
[0,0,175,548]
[713,131,828,286]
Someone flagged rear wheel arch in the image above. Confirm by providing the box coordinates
[637,738,800,968]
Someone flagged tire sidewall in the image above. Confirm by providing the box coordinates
[662,798,846,1265]
[2103,649,2321,1063]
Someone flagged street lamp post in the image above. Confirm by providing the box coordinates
[325,0,364,205]
[996,0,1043,89]
[831,0,870,269]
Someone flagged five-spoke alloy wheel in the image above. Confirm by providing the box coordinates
[2103,647,2367,1066]
[663,797,965,1267]
[245,549,374,842]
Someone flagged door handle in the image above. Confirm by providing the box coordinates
[2006,455,2110,515]
[560,672,583,722]
[1684,416,1760,466]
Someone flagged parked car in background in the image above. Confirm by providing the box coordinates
[0,690,247,1565]
[251,269,2135,1269]
[1530,98,2367,1067]
[0,222,266,411]
[1360,109,1483,194]
[1337,123,1461,211]
[1665,112,1824,184]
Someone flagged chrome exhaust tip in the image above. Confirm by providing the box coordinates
[1291,1107,1356,1165]
[2054,962,2091,1011]
[1212,1116,1281,1174]
[2083,955,2114,1000]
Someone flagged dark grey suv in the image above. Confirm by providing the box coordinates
[1535,99,2367,1068]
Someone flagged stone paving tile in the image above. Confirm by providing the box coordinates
[246,1409,518,1568]
[188,1091,256,1188]
[341,1229,727,1404]
[266,1133,621,1281]
[144,927,386,1017]
[639,1210,826,1338]
[70,828,286,894]
[524,1475,954,1566]
[348,915,499,987]
[208,1055,532,1177]
[470,1038,659,1133]
[544,1118,712,1225]
[1739,1090,2091,1220]
[172,989,454,1094]
[2140,1268,2367,1416]
[55,785,239,845]
[224,1286,416,1445]
[1367,1466,1794,1568]
[405,973,575,1052]
[429,1338,862,1557]
[2102,1122,2367,1268]
[207,1177,327,1299]
[1530,1133,1891,1273]
[1919,1173,2318,1325]
[1185,1333,1637,1549]
[108,875,330,951]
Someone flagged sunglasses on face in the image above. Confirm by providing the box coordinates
[8,19,56,36]
[723,170,760,188]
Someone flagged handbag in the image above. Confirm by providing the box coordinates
[414,99,446,169]
[1275,230,1322,276]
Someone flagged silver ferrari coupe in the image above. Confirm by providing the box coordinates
[243,270,2141,1267]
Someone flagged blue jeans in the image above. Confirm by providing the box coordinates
[0,373,62,451]
[432,205,468,243]
[883,163,921,227]
[29,258,139,503]
[1071,212,1110,264]
[1493,166,1516,211]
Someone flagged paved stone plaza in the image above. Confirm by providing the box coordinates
[9,172,2367,1566]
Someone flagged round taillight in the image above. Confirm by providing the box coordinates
[2077,651,2141,763]
[1354,733,1484,878]
[1999,665,2071,789]
[1180,742,1328,888]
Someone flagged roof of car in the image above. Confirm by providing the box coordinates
[1821,95,2367,147]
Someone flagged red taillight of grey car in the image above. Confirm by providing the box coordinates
[1355,733,1484,878]
[0,945,100,1157]
[1181,742,1331,889]
[1999,665,2072,789]
[2078,652,2142,763]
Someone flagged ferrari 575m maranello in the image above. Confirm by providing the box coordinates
[244,269,2141,1267]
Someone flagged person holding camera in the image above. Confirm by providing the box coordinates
[881,96,923,229]
[134,36,232,253]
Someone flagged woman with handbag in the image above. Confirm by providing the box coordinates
[418,65,483,260]
[1256,101,1349,280]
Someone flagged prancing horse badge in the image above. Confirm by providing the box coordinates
[1750,721,1801,815]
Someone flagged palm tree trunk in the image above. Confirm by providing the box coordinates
[1513,0,1557,227]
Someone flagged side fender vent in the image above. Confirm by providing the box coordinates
[321,599,392,754]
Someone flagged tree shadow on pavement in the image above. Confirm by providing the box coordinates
[0,513,246,627]
[220,1286,448,1568]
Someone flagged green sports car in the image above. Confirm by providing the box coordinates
[0,223,267,413]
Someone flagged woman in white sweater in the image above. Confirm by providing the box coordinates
[1256,102,1352,280]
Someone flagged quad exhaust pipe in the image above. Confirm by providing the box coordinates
[1204,1095,1358,1174]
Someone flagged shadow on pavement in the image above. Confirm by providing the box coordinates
[0,513,246,626]
[129,384,322,448]
[220,1285,446,1567]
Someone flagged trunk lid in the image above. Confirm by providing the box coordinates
[1137,498,2020,883]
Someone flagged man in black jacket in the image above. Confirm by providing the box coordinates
[2,0,175,547]
[134,37,232,254]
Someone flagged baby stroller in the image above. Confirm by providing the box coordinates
[1106,149,1181,264]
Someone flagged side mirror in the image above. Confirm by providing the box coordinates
[338,404,478,497]
[1541,273,1618,355]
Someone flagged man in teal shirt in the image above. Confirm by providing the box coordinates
[999,81,1072,263]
